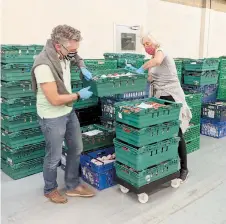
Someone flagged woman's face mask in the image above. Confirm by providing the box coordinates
[145,46,156,55]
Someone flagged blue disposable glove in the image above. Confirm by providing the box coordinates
[81,67,92,81]
[78,86,93,100]
[136,66,145,74]
[125,64,137,71]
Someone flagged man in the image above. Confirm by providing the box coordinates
[31,25,95,204]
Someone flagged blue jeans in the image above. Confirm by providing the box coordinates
[38,111,83,195]
[145,81,151,97]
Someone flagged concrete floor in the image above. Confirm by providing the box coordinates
[1,135,226,224]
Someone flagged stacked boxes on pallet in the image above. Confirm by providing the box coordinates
[184,93,202,153]
[217,57,226,101]
[201,102,226,138]
[182,58,220,104]
[71,54,149,190]
[113,98,182,190]
[1,45,45,180]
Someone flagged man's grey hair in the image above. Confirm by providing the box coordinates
[51,25,82,45]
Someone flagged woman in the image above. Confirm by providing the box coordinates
[127,33,191,183]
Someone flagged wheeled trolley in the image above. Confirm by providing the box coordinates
[116,171,181,204]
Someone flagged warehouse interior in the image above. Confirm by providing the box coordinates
[1,0,226,223]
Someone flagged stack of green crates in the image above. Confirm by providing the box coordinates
[1,44,45,180]
[184,93,202,154]
[217,56,226,100]
[174,59,183,83]
[113,98,182,189]
[104,53,145,69]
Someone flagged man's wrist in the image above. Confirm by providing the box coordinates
[76,92,80,101]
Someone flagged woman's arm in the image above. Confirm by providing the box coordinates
[143,51,165,70]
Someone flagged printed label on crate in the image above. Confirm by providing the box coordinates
[145,175,151,182]
[207,110,215,118]
[7,157,13,165]
[137,102,153,109]
[83,130,103,136]
[118,112,122,119]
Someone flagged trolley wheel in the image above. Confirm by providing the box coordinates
[137,193,149,204]
[171,178,181,189]
[119,185,129,194]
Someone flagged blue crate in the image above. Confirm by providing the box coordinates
[101,91,147,120]
[80,146,116,190]
[201,118,226,138]
[182,84,218,103]
[202,102,226,122]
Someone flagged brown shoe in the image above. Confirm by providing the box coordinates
[45,189,68,204]
[66,185,95,197]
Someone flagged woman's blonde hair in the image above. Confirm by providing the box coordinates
[140,33,161,48]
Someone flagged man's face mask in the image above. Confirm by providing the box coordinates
[60,44,77,60]
[66,51,77,60]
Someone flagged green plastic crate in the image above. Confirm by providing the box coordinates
[217,88,226,100]
[104,53,145,60]
[117,58,144,69]
[219,78,226,88]
[1,97,36,116]
[1,141,45,153]
[1,143,45,165]
[116,120,180,147]
[71,66,81,80]
[219,70,226,79]
[114,137,179,171]
[71,79,84,92]
[1,158,43,180]
[174,59,183,74]
[219,57,226,71]
[1,55,37,64]
[190,104,201,125]
[1,81,34,99]
[115,158,179,188]
[84,59,117,71]
[81,124,115,151]
[1,44,43,54]
[183,70,219,85]
[185,93,202,107]
[73,96,99,109]
[184,124,200,142]
[115,97,182,128]
[1,128,44,148]
[83,69,148,97]
[1,64,32,81]
[183,58,220,71]
[186,137,200,154]
[1,113,38,132]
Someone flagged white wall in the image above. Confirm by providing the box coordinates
[206,10,226,57]
[1,0,226,58]
[1,0,147,58]
[146,0,202,58]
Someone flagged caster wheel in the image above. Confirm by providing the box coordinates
[138,193,149,204]
[171,178,181,188]
[119,185,129,194]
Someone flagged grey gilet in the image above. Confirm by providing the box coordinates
[31,39,85,96]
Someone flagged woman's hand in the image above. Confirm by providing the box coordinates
[148,74,153,82]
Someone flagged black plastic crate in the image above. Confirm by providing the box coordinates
[75,105,101,127]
